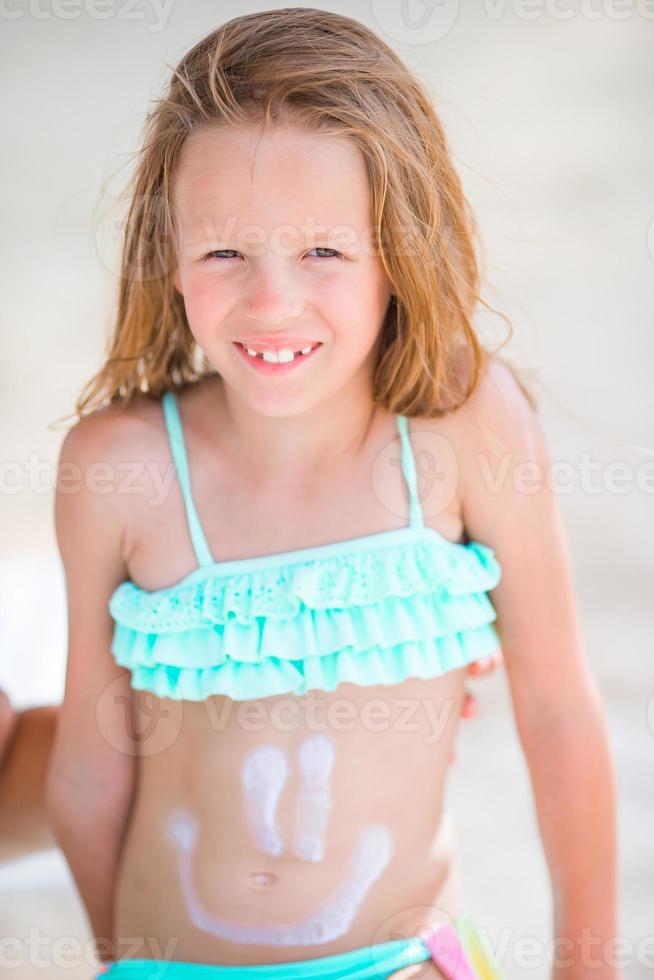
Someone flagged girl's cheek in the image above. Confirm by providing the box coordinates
[184,279,229,329]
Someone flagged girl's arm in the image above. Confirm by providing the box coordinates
[0,696,58,861]
[45,415,137,966]
[455,358,619,980]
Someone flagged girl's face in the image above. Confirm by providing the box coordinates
[171,123,394,415]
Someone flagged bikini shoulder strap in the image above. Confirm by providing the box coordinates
[395,414,424,529]
[161,390,215,568]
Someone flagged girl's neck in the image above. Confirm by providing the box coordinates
[193,375,382,485]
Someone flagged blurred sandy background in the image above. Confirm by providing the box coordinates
[1,2,653,978]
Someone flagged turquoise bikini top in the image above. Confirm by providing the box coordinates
[108,390,502,702]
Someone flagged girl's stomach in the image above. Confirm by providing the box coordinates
[112,671,467,966]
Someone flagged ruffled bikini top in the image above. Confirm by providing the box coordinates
[108,390,502,702]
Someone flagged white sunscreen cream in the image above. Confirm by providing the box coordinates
[241,743,289,857]
[292,734,335,862]
[167,810,394,946]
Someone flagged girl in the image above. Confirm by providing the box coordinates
[45,9,619,980]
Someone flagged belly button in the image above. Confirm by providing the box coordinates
[250,870,277,888]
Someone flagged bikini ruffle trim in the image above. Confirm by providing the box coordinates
[109,539,500,628]
[109,538,502,701]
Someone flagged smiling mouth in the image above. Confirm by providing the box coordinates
[234,341,322,364]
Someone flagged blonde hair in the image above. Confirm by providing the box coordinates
[63,6,535,426]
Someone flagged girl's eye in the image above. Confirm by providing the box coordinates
[203,247,343,261]
[204,250,239,261]
[306,247,343,260]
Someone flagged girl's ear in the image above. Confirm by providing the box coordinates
[172,266,182,294]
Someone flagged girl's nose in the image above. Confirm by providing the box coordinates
[242,258,305,325]
[243,289,305,326]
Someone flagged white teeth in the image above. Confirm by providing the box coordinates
[263,348,293,363]
[242,343,319,363]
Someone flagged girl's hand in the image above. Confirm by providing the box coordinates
[462,648,502,715]
[450,648,503,764]
[0,688,19,775]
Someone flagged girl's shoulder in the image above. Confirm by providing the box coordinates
[58,390,179,548]
[407,353,544,539]
[64,387,176,460]
[409,353,539,459]
[456,353,541,475]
